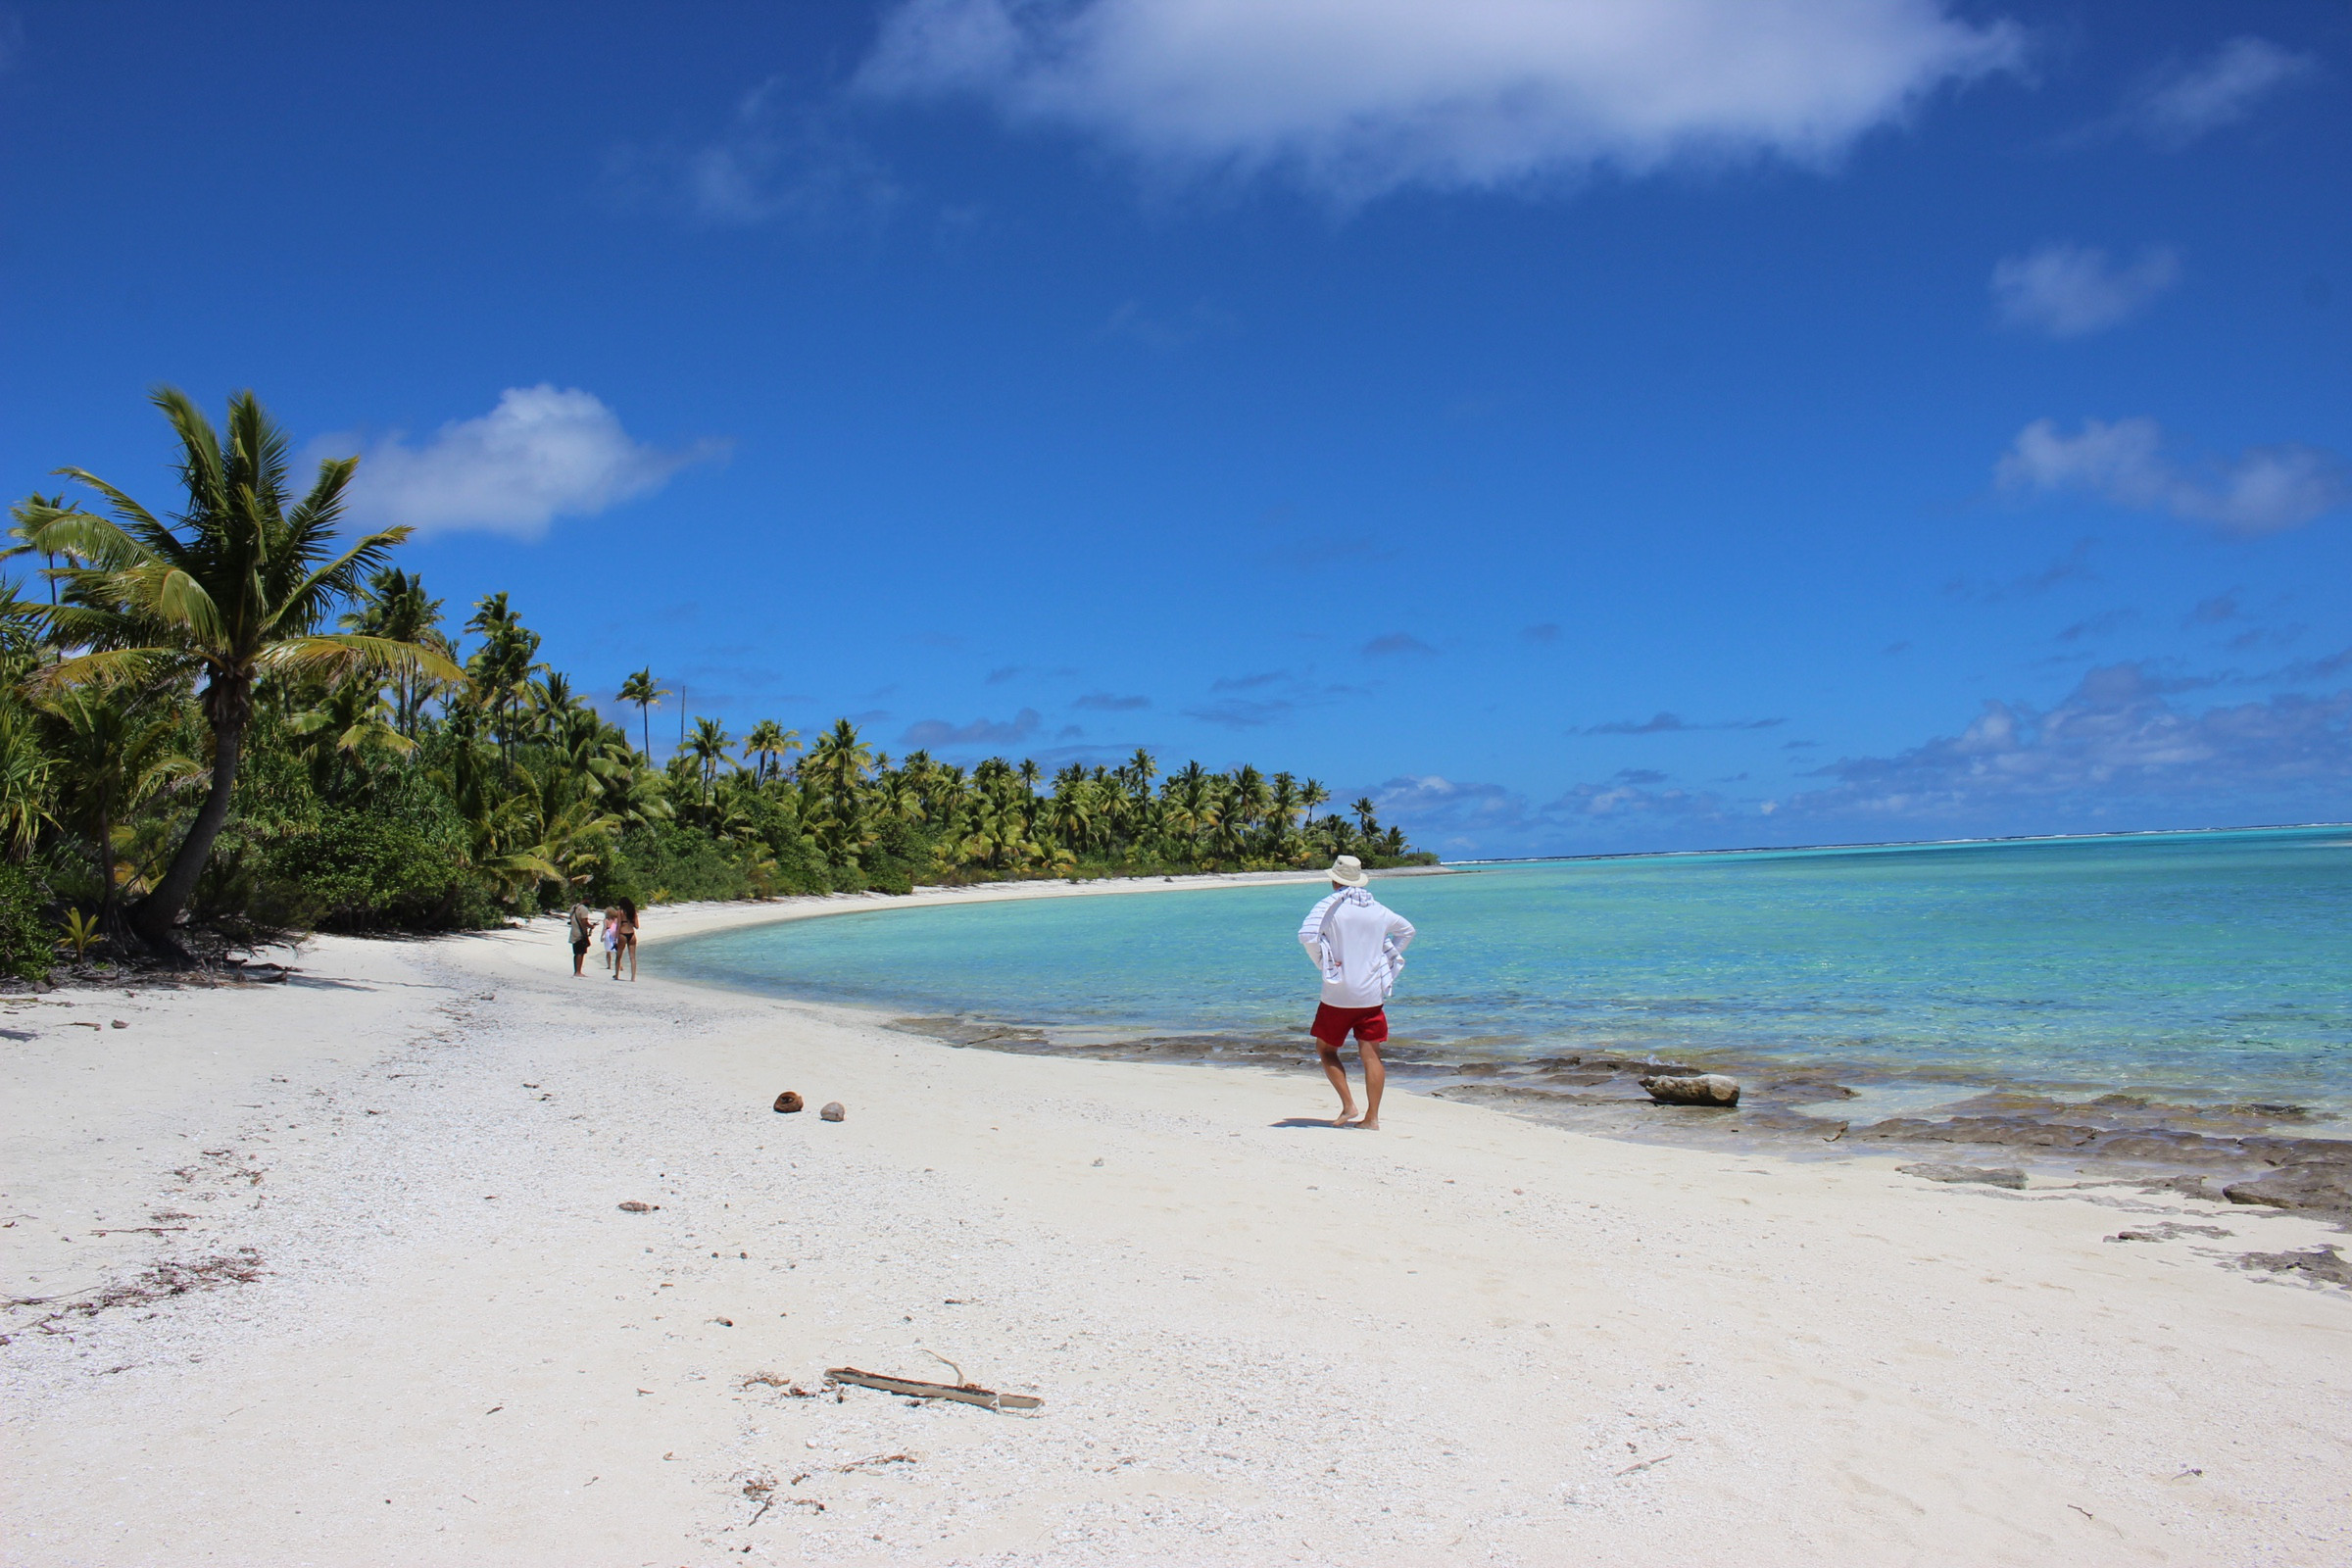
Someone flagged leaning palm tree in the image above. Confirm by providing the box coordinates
[617,667,668,759]
[24,387,461,956]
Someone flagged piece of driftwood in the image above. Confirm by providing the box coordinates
[826,1366,1041,1411]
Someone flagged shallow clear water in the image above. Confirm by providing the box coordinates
[668,826,2352,1114]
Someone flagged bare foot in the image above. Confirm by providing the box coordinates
[1354,1117,1380,1131]
[1331,1109,1358,1128]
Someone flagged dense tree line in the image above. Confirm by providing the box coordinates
[0,389,1428,974]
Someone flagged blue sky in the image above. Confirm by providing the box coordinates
[3,0,2346,857]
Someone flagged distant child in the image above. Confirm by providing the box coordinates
[601,907,619,972]
[1297,856,1416,1130]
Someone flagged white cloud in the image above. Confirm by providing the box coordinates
[609,78,901,230]
[858,0,2023,199]
[1990,243,2179,337]
[2123,35,2319,149]
[1997,417,2350,536]
[330,387,722,541]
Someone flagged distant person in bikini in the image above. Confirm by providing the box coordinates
[612,897,639,981]
[1298,855,1416,1130]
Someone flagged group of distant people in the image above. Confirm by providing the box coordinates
[566,899,638,981]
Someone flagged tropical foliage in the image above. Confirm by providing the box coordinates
[0,388,1428,969]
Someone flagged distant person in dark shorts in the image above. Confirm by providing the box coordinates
[566,902,597,977]
[1298,856,1416,1130]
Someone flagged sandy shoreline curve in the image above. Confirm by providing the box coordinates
[4,881,2348,1566]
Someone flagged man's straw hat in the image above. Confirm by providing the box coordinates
[1327,855,1369,887]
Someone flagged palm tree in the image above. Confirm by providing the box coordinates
[287,679,416,794]
[742,719,800,786]
[617,667,668,759]
[24,387,459,956]
[686,716,731,805]
[345,567,446,735]
[462,592,539,772]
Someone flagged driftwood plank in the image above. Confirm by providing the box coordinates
[826,1366,1042,1411]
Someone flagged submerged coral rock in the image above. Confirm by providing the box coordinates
[1639,1073,1740,1107]
[819,1102,846,1122]
[773,1091,804,1114]
[2224,1165,2352,1213]
[1899,1162,2028,1190]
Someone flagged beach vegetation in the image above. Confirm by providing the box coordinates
[0,387,1429,964]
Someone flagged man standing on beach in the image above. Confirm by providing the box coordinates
[1298,855,1415,1130]
[566,902,597,977]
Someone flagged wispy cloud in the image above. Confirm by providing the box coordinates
[1363,632,1436,658]
[2186,590,2242,627]
[2054,608,2135,644]
[1572,711,1784,735]
[327,386,723,540]
[1991,243,2179,338]
[1998,417,2351,536]
[2117,36,2319,150]
[902,709,1043,748]
[984,665,1023,685]
[1073,691,1151,710]
[1211,670,1286,693]
[857,0,2021,203]
[1780,662,2352,824]
[1942,538,2098,605]
[610,77,900,229]
[1185,698,1293,729]
[1097,297,1240,350]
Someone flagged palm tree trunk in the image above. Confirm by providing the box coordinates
[94,807,128,944]
[128,707,245,959]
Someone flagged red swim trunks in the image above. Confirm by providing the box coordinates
[1310,1004,1389,1048]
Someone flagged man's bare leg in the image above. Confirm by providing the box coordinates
[1356,1039,1386,1130]
[1318,1045,1359,1126]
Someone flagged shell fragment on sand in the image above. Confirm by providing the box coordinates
[819,1102,845,1122]
[773,1091,804,1114]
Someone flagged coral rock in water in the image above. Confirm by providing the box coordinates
[1638,1073,1740,1107]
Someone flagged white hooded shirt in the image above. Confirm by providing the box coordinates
[1298,887,1416,1008]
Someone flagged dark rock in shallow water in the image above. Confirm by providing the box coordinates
[2097,1131,2240,1164]
[819,1101,846,1122]
[2224,1165,2352,1213]
[1639,1073,1740,1107]
[772,1091,804,1114]
[1768,1078,1857,1100]
[2232,1246,2352,1287]
[1861,1116,2098,1150]
[1898,1162,2027,1190]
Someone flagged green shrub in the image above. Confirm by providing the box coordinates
[0,861,53,982]
[253,794,489,932]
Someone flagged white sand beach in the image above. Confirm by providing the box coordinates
[5,877,2349,1567]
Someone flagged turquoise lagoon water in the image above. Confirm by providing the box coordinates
[668,826,2352,1118]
